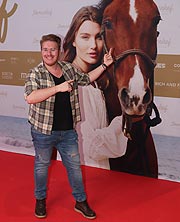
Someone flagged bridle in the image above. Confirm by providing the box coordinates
[101,23,157,69]
[100,23,161,139]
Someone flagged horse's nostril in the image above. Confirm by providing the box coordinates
[120,88,129,105]
[143,88,151,104]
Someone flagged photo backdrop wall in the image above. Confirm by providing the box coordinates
[0,0,180,181]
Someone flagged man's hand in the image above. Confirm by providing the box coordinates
[56,79,74,93]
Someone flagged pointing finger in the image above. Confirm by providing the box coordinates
[67,79,74,84]
[108,48,114,55]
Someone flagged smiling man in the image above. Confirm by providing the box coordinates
[24,33,113,219]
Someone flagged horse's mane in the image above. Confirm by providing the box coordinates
[96,0,113,14]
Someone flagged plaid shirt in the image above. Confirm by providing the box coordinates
[24,61,90,135]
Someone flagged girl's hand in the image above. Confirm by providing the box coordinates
[103,48,114,67]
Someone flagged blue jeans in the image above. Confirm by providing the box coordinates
[31,126,86,202]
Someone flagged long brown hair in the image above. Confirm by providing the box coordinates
[63,6,102,63]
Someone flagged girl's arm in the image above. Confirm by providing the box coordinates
[88,48,113,82]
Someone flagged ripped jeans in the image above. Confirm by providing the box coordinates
[31,126,86,202]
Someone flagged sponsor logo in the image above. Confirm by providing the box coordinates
[174,64,180,68]
[13,105,25,111]
[159,3,174,14]
[155,82,180,88]
[10,57,19,64]
[155,82,166,87]
[158,38,171,48]
[57,23,69,29]
[158,104,168,114]
[20,72,27,80]
[166,82,178,87]
[27,58,36,64]
[156,63,166,69]
[2,71,13,79]
[32,9,52,16]
[0,0,18,43]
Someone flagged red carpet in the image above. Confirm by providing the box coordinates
[0,150,180,222]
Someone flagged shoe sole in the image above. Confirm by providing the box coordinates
[35,213,47,219]
[74,207,96,220]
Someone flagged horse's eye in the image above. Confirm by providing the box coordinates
[104,20,112,29]
[153,15,161,26]
[157,31,160,37]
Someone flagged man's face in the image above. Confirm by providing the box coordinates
[41,40,60,66]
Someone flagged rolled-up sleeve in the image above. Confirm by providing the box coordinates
[24,70,40,98]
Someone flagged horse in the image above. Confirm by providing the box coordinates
[97,0,162,178]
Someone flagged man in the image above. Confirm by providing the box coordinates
[24,34,113,219]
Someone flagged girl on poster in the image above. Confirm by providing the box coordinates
[63,6,128,169]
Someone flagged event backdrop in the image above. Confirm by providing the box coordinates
[0,0,180,181]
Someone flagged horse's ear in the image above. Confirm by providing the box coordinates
[96,71,110,90]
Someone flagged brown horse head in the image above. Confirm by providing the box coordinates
[97,0,161,136]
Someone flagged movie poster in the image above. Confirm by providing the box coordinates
[0,0,180,181]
